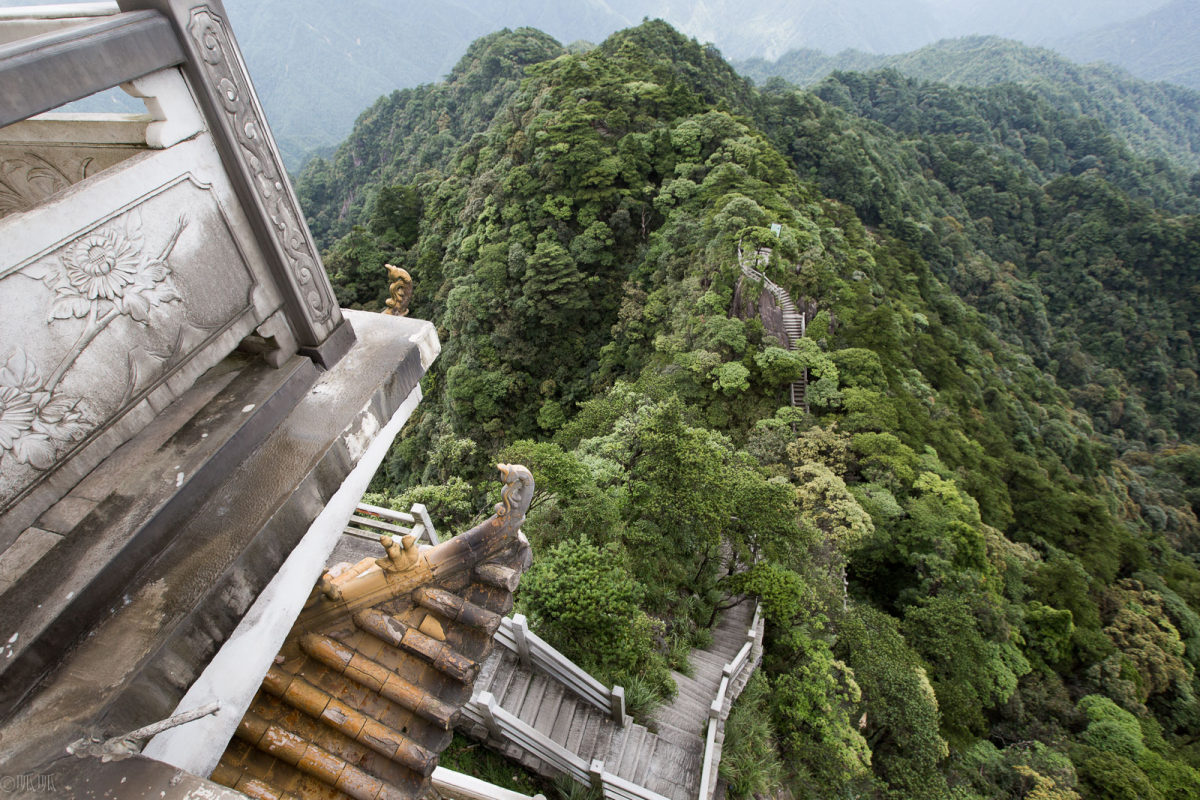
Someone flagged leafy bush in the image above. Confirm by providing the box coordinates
[1072,745,1164,800]
[520,538,672,697]
[1077,695,1145,760]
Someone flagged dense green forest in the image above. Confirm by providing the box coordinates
[737,36,1200,174]
[298,22,1200,799]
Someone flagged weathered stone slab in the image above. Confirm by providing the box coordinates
[0,526,61,595]
[0,311,438,777]
[0,134,286,540]
[0,352,315,713]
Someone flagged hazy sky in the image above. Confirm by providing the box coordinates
[0,0,1176,57]
[2,0,1184,164]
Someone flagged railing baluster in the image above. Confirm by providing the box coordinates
[411,502,438,543]
[589,759,605,790]
[610,684,626,725]
[476,691,502,742]
[512,613,532,668]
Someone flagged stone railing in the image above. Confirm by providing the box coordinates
[463,693,669,800]
[495,613,628,724]
[697,602,763,800]
[348,501,440,545]
[0,0,353,546]
[464,691,591,784]
[431,767,547,800]
[0,7,440,784]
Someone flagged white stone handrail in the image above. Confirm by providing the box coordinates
[465,690,669,800]
[349,502,439,544]
[496,614,627,724]
[466,691,591,784]
[431,766,546,800]
[726,639,754,681]
[697,600,762,800]
[589,760,673,800]
[708,676,729,720]
[697,719,720,800]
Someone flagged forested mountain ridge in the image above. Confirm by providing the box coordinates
[738,36,1200,174]
[298,27,567,250]
[300,21,1200,800]
[758,70,1200,447]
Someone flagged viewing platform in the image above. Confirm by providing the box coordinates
[0,2,445,796]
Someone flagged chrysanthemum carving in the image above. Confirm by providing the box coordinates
[0,382,37,451]
[0,349,86,470]
[5,211,189,474]
[32,213,186,324]
[61,227,143,301]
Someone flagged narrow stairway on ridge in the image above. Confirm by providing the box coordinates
[465,594,761,800]
[651,597,756,738]
[739,246,808,412]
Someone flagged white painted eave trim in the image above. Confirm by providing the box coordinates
[142,381,425,777]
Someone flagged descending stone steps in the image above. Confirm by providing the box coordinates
[651,600,757,741]
[470,645,697,799]
[739,248,808,412]
[463,594,760,800]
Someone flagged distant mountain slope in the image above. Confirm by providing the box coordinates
[223,0,634,167]
[738,36,1200,173]
[603,0,1169,59]
[1054,0,1200,92]
[922,0,1171,44]
[0,0,1181,167]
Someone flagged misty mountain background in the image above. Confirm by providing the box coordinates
[4,0,1194,167]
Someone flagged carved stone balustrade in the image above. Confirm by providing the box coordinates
[0,3,442,797]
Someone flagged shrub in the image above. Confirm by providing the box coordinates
[520,538,672,696]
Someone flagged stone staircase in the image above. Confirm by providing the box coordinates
[463,598,762,800]
[652,599,756,737]
[738,247,808,412]
[474,648,701,800]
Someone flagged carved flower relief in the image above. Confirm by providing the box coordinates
[27,212,186,326]
[0,350,86,469]
[62,228,143,301]
[1,212,189,473]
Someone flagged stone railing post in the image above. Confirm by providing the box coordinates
[610,684,626,726]
[411,502,438,544]
[115,0,354,368]
[476,691,503,742]
[512,613,532,668]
